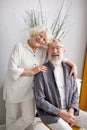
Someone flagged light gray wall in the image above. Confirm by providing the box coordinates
[0,0,87,87]
[0,0,87,125]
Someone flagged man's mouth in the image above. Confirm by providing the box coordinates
[52,54,59,57]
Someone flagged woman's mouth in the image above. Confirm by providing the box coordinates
[36,38,42,44]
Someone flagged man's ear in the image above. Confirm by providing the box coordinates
[63,48,66,53]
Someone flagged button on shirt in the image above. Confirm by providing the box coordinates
[54,64,66,109]
[3,42,47,103]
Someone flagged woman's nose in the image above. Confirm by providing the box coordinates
[40,38,43,42]
[40,38,44,42]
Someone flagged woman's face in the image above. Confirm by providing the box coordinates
[31,31,46,48]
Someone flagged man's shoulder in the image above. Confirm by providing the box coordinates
[62,62,71,70]
[44,61,54,67]
[62,62,72,77]
[35,62,51,78]
[43,62,49,67]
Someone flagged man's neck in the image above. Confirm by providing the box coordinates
[50,60,62,67]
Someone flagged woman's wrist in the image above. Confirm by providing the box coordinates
[21,69,34,76]
[72,64,77,69]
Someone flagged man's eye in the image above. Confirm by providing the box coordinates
[43,38,46,41]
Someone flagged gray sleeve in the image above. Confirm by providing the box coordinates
[69,79,79,111]
[34,72,60,116]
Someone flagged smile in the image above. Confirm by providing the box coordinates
[52,54,59,57]
[36,39,42,44]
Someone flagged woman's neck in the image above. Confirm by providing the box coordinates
[27,39,37,53]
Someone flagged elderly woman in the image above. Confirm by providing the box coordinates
[3,26,77,130]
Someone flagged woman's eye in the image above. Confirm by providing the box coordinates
[43,38,46,41]
[39,34,43,38]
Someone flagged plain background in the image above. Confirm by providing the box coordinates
[0,0,87,88]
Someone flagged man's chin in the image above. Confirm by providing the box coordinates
[51,59,61,62]
[50,59,62,65]
[51,56,60,61]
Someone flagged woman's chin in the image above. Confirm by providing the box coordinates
[37,44,44,47]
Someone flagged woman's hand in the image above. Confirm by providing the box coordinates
[20,65,47,76]
[32,65,47,75]
[69,64,77,80]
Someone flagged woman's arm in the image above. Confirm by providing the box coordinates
[20,65,47,76]
[66,59,77,80]
[9,44,47,79]
[21,59,77,79]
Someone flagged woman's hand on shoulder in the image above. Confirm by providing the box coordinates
[69,64,77,80]
[32,65,47,75]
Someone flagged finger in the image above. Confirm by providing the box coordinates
[41,68,47,72]
[42,65,47,69]
[69,71,77,80]
[69,70,73,76]
[69,119,75,126]
[71,115,76,120]
[73,74,76,80]
[41,66,47,70]
[70,123,74,127]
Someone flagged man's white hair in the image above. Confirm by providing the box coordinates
[29,26,53,44]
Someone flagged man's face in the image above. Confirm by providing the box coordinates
[31,31,46,48]
[48,41,65,61]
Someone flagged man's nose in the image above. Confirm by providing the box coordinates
[53,48,58,53]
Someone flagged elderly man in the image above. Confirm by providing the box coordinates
[34,39,87,130]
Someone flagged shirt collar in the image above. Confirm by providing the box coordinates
[23,41,39,53]
[47,60,66,69]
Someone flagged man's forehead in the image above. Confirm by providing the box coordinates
[49,41,64,47]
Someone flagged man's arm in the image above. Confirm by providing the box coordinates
[34,72,60,116]
[58,73,79,126]
[58,109,76,126]
[68,80,79,112]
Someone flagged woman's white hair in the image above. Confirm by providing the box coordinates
[29,26,53,44]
